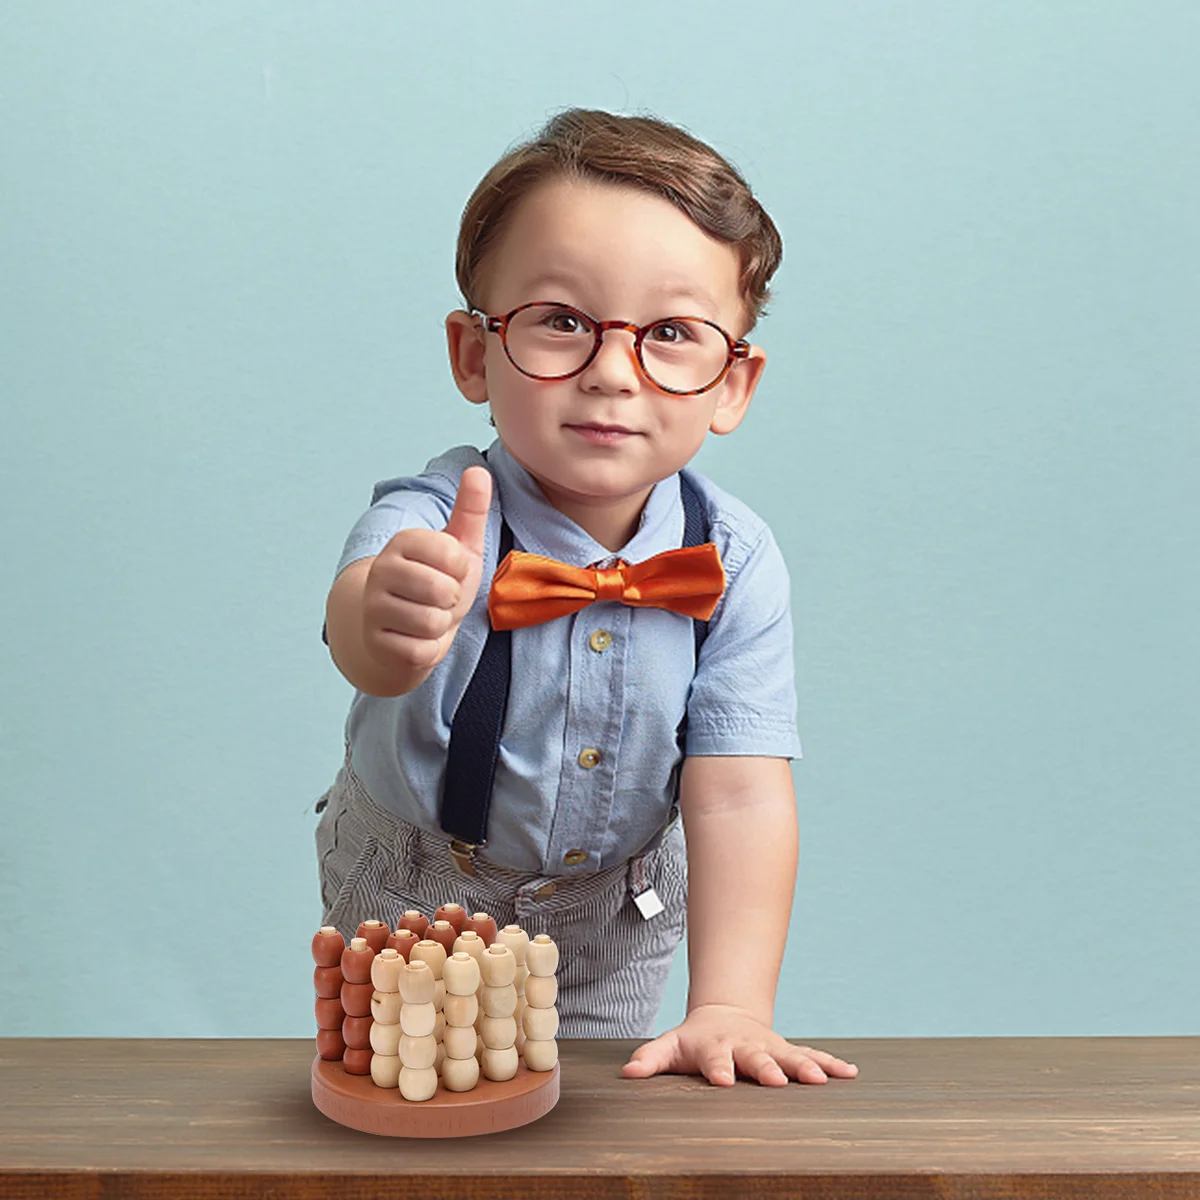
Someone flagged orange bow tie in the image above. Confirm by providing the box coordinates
[488,543,726,631]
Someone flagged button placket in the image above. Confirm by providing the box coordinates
[544,607,627,872]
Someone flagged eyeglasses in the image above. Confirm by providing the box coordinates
[473,301,750,396]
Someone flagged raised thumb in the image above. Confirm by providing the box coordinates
[443,465,493,558]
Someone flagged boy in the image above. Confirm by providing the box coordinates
[318,108,857,1089]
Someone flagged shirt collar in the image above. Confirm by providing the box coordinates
[486,438,683,567]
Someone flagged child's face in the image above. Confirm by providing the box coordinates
[446,176,766,543]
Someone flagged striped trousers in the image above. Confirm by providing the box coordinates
[315,758,689,1038]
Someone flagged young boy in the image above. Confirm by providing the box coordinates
[317,108,857,1089]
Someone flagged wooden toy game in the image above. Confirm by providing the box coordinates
[311,908,560,1137]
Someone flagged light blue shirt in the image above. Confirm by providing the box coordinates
[335,440,802,875]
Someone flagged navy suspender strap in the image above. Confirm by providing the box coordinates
[440,517,513,873]
[439,473,710,874]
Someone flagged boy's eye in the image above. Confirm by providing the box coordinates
[545,310,588,335]
[648,320,692,344]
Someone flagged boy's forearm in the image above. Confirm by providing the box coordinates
[679,756,799,1027]
[325,558,432,697]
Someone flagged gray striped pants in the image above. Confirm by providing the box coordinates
[314,759,689,1038]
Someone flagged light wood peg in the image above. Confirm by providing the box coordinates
[398,1064,438,1102]
[522,1004,559,1041]
[369,1052,401,1088]
[400,1001,436,1039]
[369,1020,401,1057]
[399,1033,437,1071]
[410,938,447,980]
[442,991,479,1028]
[370,947,403,993]
[494,925,529,966]
[479,943,516,987]
[451,930,485,962]
[443,951,482,996]
[371,990,401,1025]
[480,1015,517,1050]
[524,972,557,1009]
[441,1023,477,1060]
[481,1044,519,1082]
[397,960,435,1005]
[525,934,559,977]
[480,983,518,1018]
[440,1053,480,1092]
[522,1037,558,1072]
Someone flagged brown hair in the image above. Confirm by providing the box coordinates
[456,108,783,332]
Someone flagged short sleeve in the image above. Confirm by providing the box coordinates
[684,521,803,759]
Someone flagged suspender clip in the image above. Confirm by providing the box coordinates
[448,838,485,876]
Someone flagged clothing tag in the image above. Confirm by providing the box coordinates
[632,885,665,920]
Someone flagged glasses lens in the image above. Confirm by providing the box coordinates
[504,304,597,379]
[639,319,731,393]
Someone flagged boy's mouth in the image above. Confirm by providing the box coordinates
[566,422,638,444]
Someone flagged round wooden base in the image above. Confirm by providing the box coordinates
[311,1056,560,1138]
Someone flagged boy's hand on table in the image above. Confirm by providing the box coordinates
[362,466,493,678]
[620,1003,859,1087]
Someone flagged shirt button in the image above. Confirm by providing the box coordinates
[533,881,557,898]
[577,747,601,769]
[562,849,587,866]
[589,629,613,653]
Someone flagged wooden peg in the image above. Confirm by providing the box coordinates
[522,1037,558,1072]
[311,927,345,968]
[370,1020,401,1057]
[355,919,390,956]
[398,1064,438,1102]
[525,934,559,977]
[340,937,375,985]
[494,925,529,966]
[522,1004,559,1041]
[442,991,479,1028]
[399,1033,437,1071]
[370,990,401,1025]
[443,951,482,997]
[339,980,374,1018]
[399,1001,436,1039]
[440,1053,480,1092]
[396,910,430,940]
[434,903,467,935]
[480,983,518,1019]
[410,939,447,980]
[369,947,403,993]
[397,960,435,1005]
[480,1015,517,1050]
[479,944,516,988]
[463,912,497,947]
[441,1023,477,1060]
[481,1044,519,1082]
[385,928,420,959]
[524,973,557,1009]
[315,1027,345,1061]
[370,1052,401,1089]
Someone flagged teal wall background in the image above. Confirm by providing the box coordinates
[2,2,1196,1039]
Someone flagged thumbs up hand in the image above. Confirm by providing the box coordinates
[361,466,494,683]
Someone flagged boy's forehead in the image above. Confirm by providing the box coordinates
[481,177,744,320]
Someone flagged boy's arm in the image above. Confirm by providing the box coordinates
[679,754,797,1025]
[621,753,859,1086]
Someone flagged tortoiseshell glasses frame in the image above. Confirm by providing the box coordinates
[472,301,751,396]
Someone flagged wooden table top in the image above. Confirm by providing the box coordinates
[1,1037,1198,1198]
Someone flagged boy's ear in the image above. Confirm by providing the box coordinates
[445,310,489,405]
[709,344,766,435]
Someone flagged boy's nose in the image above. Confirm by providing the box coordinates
[579,328,641,394]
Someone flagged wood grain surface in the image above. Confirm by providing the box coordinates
[1,1037,1198,1199]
